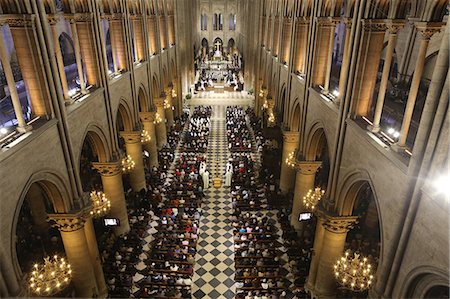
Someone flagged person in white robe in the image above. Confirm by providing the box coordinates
[224,170,232,187]
[202,170,210,189]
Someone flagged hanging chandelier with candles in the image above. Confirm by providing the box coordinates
[163,99,171,109]
[153,112,162,124]
[141,129,151,143]
[29,255,72,296]
[303,187,325,210]
[334,251,374,292]
[89,191,111,218]
[171,89,177,98]
[285,151,297,168]
[121,154,135,173]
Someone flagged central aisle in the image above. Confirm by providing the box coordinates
[192,105,236,299]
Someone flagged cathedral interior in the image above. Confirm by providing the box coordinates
[0,0,448,298]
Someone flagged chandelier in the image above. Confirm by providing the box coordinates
[163,98,172,109]
[262,100,268,110]
[334,251,374,292]
[302,187,325,210]
[268,112,275,125]
[153,112,162,124]
[171,89,177,98]
[89,191,111,218]
[141,129,151,143]
[121,154,135,173]
[29,255,72,295]
[285,151,296,168]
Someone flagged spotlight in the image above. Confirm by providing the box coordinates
[433,175,450,197]
[0,127,7,135]
[332,90,339,97]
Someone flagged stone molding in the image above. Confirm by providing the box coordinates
[315,208,359,234]
[92,161,122,176]
[140,111,156,122]
[295,161,322,175]
[385,19,405,35]
[0,14,35,27]
[362,19,387,32]
[104,13,124,21]
[120,131,142,144]
[415,22,444,40]
[282,131,300,143]
[48,208,92,232]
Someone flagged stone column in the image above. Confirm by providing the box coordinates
[7,16,51,117]
[164,87,174,128]
[272,16,281,57]
[265,16,272,50]
[310,212,358,298]
[323,18,339,94]
[279,131,300,192]
[48,17,70,102]
[167,15,175,46]
[154,97,168,148]
[120,131,146,192]
[291,161,322,230]
[312,18,335,87]
[92,162,130,235]
[0,25,31,132]
[393,22,442,150]
[305,216,326,292]
[337,18,352,102]
[369,20,404,132]
[281,18,293,64]
[48,211,99,297]
[140,112,159,167]
[84,216,107,297]
[294,18,308,74]
[75,13,100,87]
[67,17,87,94]
[159,15,167,50]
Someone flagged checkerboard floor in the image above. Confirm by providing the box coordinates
[192,105,236,299]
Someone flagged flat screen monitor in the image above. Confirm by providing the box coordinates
[104,218,120,227]
[298,212,312,222]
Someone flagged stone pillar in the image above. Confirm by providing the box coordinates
[281,18,293,64]
[154,97,168,148]
[309,211,358,298]
[265,16,272,50]
[164,87,174,128]
[352,20,387,117]
[48,17,70,101]
[337,18,352,102]
[279,131,300,192]
[323,18,339,94]
[75,13,100,86]
[393,22,442,149]
[147,16,158,55]
[291,161,322,230]
[120,131,146,192]
[48,211,99,297]
[369,20,404,132]
[84,216,107,297]
[68,17,87,94]
[260,16,266,46]
[92,162,130,235]
[294,18,309,74]
[132,16,145,62]
[7,16,51,117]
[140,111,159,167]
[305,216,326,292]
[0,25,31,132]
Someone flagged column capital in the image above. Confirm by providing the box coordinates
[282,131,300,143]
[140,111,155,122]
[295,160,322,175]
[385,19,405,34]
[120,131,142,144]
[92,161,122,176]
[69,13,93,23]
[130,15,142,21]
[316,16,340,27]
[362,19,387,32]
[343,17,352,29]
[415,22,444,40]
[0,14,35,27]
[104,13,124,21]
[47,208,92,232]
[47,15,60,26]
[283,17,293,24]
[315,209,359,234]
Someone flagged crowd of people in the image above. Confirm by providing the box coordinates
[227,106,253,151]
[182,106,211,152]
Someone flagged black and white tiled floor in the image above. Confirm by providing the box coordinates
[192,105,236,299]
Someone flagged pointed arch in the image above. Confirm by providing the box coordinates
[117,100,133,131]
[290,101,301,132]
[305,122,330,161]
[138,85,148,112]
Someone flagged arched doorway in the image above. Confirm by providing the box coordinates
[213,37,223,57]
[138,87,148,112]
[425,286,450,298]
[291,102,301,132]
[279,86,286,123]
[14,181,67,293]
[227,38,235,55]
